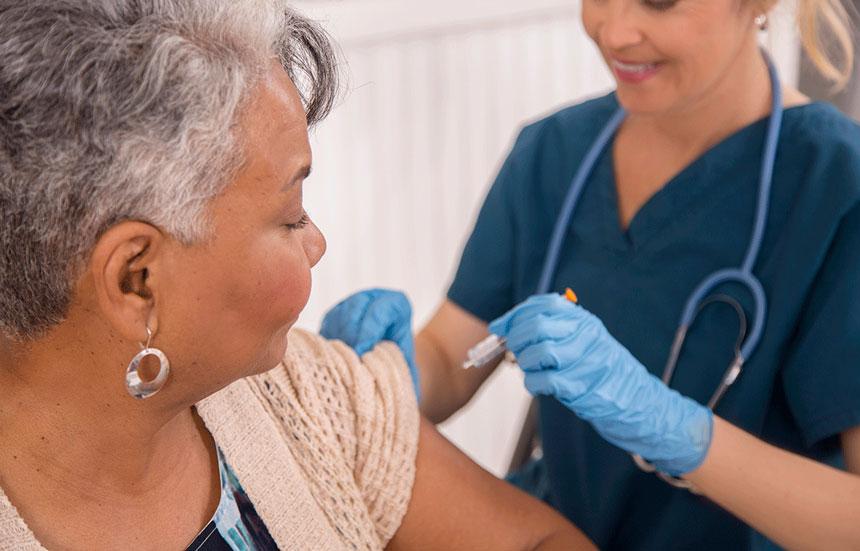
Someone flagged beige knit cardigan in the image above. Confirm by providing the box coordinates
[0,329,420,550]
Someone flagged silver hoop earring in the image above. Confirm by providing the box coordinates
[755,14,769,31]
[125,326,170,400]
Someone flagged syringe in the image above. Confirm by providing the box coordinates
[462,288,578,370]
[462,334,509,370]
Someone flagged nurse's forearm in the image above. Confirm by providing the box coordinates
[414,331,503,423]
[414,331,461,422]
[413,300,506,424]
[685,417,860,550]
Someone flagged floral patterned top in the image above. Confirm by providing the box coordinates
[185,448,278,551]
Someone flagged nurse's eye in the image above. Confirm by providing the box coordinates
[641,0,678,11]
[284,213,310,231]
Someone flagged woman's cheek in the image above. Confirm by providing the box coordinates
[258,242,313,325]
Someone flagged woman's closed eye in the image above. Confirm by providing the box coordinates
[642,0,678,12]
[284,213,310,231]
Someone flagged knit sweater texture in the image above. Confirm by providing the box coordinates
[0,329,420,550]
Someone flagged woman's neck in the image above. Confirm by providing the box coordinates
[0,326,210,500]
[0,333,221,549]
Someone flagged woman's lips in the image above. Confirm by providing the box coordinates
[611,59,661,84]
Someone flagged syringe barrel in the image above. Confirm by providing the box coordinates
[463,335,508,369]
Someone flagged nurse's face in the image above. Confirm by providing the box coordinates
[582,0,765,115]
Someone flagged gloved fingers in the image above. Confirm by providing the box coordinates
[361,293,422,399]
[320,294,369,335]
[493,294,574,333]
[506,319,609,406]
[522,370,559,397]
[514,341,566,372]
[321,288,413,353]
[488,294,555,336]
[524,370,595,406]
[320,292,374,344]
[320,314,360,344]
[387,323,416,363]
[504,309,597,354]
[369,293,421,399]
[506,304,609,359]
[378,295,413,342]
[489,293,579,337]
[353,299,409,354]
[320,288,422,400]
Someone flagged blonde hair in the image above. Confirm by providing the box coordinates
[796,0,855,89]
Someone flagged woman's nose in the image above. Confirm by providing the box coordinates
[304,219,327,268]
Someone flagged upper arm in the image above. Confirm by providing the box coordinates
[387,418,595,551]
[841,426,860,474]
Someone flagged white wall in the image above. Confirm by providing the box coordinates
[292,0,801,476]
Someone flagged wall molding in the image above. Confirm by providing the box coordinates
[294,0,579,47]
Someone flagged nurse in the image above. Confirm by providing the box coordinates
[321,0,860,548]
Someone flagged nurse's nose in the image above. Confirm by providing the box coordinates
[597,3,645,52]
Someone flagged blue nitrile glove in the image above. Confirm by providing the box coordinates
[489,294,713,477]
[320,288,420,397]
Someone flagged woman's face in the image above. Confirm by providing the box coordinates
[582,0,761,115]
[156,65,325,393]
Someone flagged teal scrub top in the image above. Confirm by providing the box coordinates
[447,93,860,550]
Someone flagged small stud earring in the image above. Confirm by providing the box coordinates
[754,14,769,32]
[125,326,170,399]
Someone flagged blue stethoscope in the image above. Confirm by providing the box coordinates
[536,50,784,490]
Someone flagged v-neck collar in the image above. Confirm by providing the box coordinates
[590,100,822,254]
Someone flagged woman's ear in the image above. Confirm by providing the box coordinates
[88,221,166,343]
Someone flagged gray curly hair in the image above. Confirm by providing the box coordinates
[0,0,339,339]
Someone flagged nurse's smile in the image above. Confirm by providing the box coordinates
[610,58,662,84]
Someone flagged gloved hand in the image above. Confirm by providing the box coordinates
[489,294,713,476]
[320,288,420,397]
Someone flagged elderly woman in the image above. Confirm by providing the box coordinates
[0,2,596,550]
